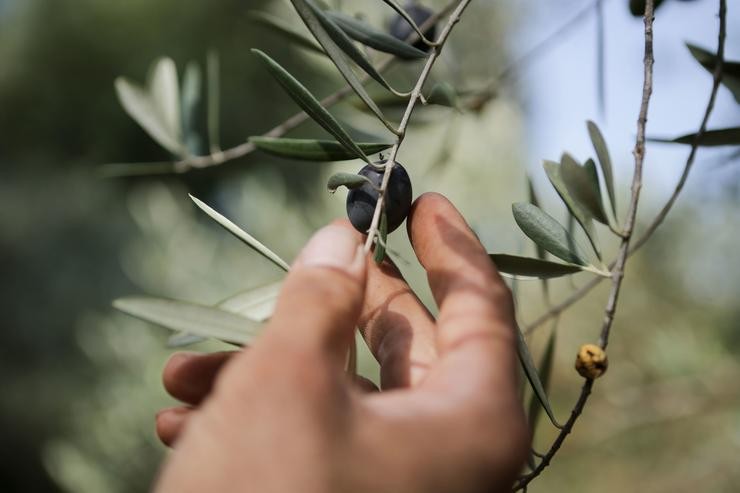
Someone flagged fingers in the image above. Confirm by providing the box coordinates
[359,255,437,390]
[407,193,518,395]
[163,351,236,405]
[155,406,192,447]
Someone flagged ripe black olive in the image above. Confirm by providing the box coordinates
[346,161,412,234]
[389,4,436,52]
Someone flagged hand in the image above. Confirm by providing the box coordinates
[154,193,528,493]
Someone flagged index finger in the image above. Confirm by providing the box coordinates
[407,193,518,397]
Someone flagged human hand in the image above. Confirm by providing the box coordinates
[154,193,528,493]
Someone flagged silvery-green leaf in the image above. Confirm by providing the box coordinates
[512,202,588,266]
[686,43,740,104]
[380,0,436,45]
[250,137,391,161]
[561,153,609,225]
[648,127,740,147]
[325,11,427,60]
[247,11,325,55]
[251,49,369,163]
[374,211,388,263]
[426,82,458,108]
[181,61,202,156]
[489,254,584,279]
[288,0,396,132]
[114,297,259,346]
[149,58,182,148]
[528,320,557,434]
[516,323,561,429]
[327,172,375,193]
[168,332,207,348]
[190,194,290,271]
[526,175,545,260]
[207,51,221,154]
[115,60,185,156]
[218,281,282,322]
[587,120,616,217]
[543,160,601,260]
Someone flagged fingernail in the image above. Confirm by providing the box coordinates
[299,225,365,275]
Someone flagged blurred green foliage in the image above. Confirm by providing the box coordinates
[1,0,738,492]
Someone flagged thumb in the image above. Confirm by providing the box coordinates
[261,222,367,370]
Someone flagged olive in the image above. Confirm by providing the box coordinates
[389,4,436,52]
[346,161,412,234]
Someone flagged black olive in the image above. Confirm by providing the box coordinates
[346,161,413,234]
[389,4,436,52]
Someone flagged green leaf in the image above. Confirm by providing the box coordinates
[114,297,259,346]
[686,43,740,104]
[526,175,545,261]
[560,154,609,225]
[380,0,436,46]
[587,120,616,217]
[543,160,602,260]
[325,11,427,60]
[181,61,202,156]
[190,194,290,271]
[247,11,325,55]
[489,254,584,279]
[528,321,557,434]
[426,82,459,108]
[512,202,588,266]
[288,0,397,132]
[648,127,740,147]
[374,211,388,263]
[327,172,375,193]
[251,49,369,163]
[207,50,221,154]
[168,332,208,348]
[250,137,391,161]
[115,57,185,156]
[516,324,561,429]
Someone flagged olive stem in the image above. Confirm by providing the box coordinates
[363,0,473,254]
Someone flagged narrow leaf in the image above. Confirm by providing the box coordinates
[543,160,602,260]
[251,49,369,163]
[561,154,609,225]
[489,254,584,279]
[516,324,561,429]
[149,58,182,149]
[190,194,290,271]
[528,320,558,434]
[327,172,375,193]
[250,137,391,161]
[247,11,325,55]
[512,202,588,266]
[325,11,427,60]
[207,50,221,154]
[181,61,203,156]
[168,332,207,348]
[374,211,388,263]
[648,127,740,147]
[526,176,545,261]
[587,120,616,217]
[114,297,259,346]
[288,0,396,132]
[686,43,740,104]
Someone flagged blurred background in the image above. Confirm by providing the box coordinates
[1,0,738,491]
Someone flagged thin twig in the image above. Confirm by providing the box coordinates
[170,2,459,173]
[513,0,657,487]
[523,0,727,338]
[362,0,473,253]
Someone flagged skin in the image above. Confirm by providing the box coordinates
[154,193,529,493]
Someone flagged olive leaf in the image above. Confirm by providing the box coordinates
[190,194,290,271]
[512,202,588,266]
[489,254,584,279]
[325,11,427,60]
[528,320,558,434]
[516,324,562,429]
[114,297,259,346]
[648,127,740,147]
[181,61,203,156]
[543,159,602,260]
[374,211,388,263]
[560,153,609,225]
[207,51,221,154]
[426,82,459,108]
[327,172,376,193]
[288,0,397,132]
[246,11,325,55]
[250,137,392,161]
[586,120,616,217]
[380,0,437,46]
[526,175,546,261]
[251,49,369,163]
[115,57,185,156]
[686,43,740,104]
